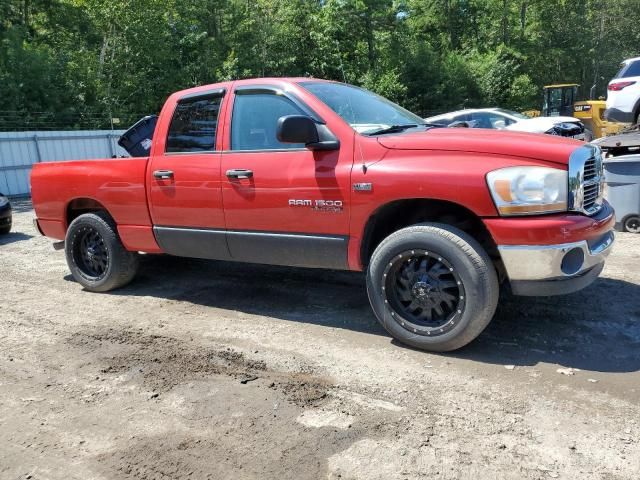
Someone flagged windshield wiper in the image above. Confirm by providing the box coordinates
[366,124,432,136]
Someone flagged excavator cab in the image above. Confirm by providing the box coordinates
[542,84,578,117]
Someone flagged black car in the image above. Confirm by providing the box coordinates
[0,193,12,234]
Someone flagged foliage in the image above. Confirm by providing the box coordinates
[1,0,638,129]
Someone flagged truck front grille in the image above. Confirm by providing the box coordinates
[582,182,599,211]
[568,145,604,216]
[583,157,598,181]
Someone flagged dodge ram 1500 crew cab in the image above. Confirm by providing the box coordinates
[31,78,615,351]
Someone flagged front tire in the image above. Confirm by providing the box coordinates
[366,223,499,352]
[65,212,139,292]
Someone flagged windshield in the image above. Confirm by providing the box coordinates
[299,81,426,134]
[493,108,529,120]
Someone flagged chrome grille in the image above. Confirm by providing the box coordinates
[568,145,604,215]
[583,158,597,181]
[582,157,599,211]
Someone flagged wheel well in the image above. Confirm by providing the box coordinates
[632,97,640,123]
[66,198,110,227]
[360,199,504,279]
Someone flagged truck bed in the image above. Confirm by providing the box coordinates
[31,157,153,246]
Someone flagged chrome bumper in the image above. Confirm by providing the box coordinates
[498,231,614,296]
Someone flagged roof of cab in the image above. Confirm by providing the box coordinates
[171,77,331,99]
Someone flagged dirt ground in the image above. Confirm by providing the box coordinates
[1,201,639,480]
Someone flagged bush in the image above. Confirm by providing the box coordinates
[361,69,408,105]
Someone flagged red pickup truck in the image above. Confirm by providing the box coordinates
[31,78,615,351]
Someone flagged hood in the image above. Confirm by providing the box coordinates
[505,116,581,133]
[376,128,582,165]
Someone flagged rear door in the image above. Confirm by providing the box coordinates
[147,88,231,260]
[220,86,353,269]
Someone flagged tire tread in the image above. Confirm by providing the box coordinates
[367,223,498,351]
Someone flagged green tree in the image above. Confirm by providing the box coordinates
[1,0,639,130]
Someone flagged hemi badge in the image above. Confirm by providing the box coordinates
[353,183,372,192]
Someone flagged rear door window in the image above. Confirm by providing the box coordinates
[623,61,640,78]
[166,95,223,153]
[445,113,471,125]
[468,112,513,128]
[430,119,454,126]
[615,61,640,79]
[469,112,491,128]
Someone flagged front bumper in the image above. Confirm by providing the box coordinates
[499,230,614,296]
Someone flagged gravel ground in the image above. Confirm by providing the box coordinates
[1,201,639,480]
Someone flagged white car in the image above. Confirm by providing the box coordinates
[605,57,640,125]
[425,108,586,140]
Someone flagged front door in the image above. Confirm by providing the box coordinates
[220,87,353,269]
[147,89,231,260]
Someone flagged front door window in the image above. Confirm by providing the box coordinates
[231,93,304,151]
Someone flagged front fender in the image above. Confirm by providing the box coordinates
[347,148,570,270]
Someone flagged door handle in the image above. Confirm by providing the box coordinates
[153,169,174,180]
[226,168,253,179]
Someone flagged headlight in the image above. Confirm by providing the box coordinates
[486,166,567,215]
[0,196,8,207]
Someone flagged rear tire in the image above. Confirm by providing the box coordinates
[65,212,139,292]
[366,223,499,352]
[0,225,10,235]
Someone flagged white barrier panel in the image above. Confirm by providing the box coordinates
[0,130,128,196]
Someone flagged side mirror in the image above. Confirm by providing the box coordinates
[277,115,340,151]
[277,115,319,144]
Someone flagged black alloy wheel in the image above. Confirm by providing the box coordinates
[72,225,109,279]
[383,249,465,336]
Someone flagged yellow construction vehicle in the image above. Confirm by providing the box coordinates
[525,84,626,139]
[572,99,624,139]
